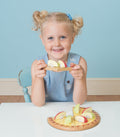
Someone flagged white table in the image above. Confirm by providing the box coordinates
[0,101,120,137]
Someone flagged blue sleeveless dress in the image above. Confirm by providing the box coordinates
[37,52,80,102]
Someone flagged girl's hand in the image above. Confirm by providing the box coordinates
[69,63,85,80]
[31,59,47,79]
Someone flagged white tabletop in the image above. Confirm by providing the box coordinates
[0,101,120,137]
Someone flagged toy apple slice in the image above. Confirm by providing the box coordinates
[54,111,66,120]
[73,104,80,114]
[58,60,67,68]
[48,60,60,67]
[82,112,95,119]
[81,107,92,114]
[64,115,72,125]
[75,115,88,123]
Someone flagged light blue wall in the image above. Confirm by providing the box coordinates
[0,0,120,78]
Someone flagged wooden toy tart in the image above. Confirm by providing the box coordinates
[47,104,100,131]
[45,60,72,72]
[45,66,72,72]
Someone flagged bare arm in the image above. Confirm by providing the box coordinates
[31,60,47,107]
[70,57,87,104]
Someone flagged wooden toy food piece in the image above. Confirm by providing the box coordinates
[45,60,72,72]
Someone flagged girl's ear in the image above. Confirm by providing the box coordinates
[40,34,45,45]
[71,33,75,44]
[40,34,42,40]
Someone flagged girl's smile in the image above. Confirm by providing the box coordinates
[52,47,64,53]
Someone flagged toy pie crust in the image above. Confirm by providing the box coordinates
[45,66,72,72]
[47,107,100,131]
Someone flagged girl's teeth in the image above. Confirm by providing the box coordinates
[53,49,63,51]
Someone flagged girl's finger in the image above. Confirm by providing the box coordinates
[72,65,80,70]
[70,69,84,77]
[71,72,84,79]
[71,71,80,77]
[37,59,45,65]
[37,73,46,78]
[37,64,47,70]
[70,63,76,67]
[36,69,46,75]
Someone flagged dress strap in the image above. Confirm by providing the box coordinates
[67,52,81,66]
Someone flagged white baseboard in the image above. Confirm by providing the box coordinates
[87,78,120,95]
[0,78,120,95]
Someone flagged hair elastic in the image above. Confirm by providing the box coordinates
[67,13,72,21]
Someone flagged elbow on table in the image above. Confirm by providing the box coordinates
[73,100,84,105]
[31,99,45,107]
[32,101,45,107]
[73,97,86,105]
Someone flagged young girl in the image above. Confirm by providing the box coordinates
[31,10,87,107]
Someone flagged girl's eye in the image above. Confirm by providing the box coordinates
[48,37,53,40]
[60,36,66,39]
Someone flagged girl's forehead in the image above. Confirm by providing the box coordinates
[42,21,73,33]
[43,21,70,28]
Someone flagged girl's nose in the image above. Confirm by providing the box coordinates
[54,38,60,46]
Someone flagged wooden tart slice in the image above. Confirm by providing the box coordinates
[45,66,72,72]
[46,60,72,72]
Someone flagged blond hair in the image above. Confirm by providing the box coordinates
[32,10,83,36]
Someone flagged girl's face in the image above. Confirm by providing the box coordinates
[40,22,75,62]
